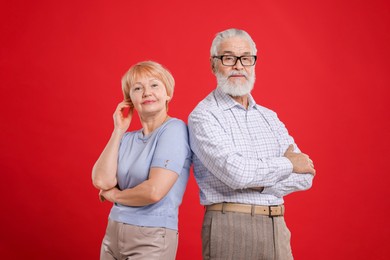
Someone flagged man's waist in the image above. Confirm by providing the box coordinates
[206,202,285,217]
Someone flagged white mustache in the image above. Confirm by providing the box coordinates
[228,71,248,78]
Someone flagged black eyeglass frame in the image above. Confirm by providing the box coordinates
[213,55,257,66]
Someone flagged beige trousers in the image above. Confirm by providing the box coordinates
[100,219,178,260]
[202,210,293,260]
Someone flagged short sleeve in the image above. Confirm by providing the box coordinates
[150,119,191,175]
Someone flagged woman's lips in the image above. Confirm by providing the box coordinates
[142,100,156,105]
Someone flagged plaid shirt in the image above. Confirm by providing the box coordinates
[188,88,313,206]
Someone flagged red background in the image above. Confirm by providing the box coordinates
[1,0,389,259]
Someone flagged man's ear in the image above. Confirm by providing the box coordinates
[210,58,216,73]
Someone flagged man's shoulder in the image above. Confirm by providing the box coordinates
[190,91,220,115]
[254,103,278,117]
[253,103,286,128]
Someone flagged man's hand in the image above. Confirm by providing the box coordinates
[284,145,316,176]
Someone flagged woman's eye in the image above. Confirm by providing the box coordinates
[133,87,141,91]
[151,84,158,88]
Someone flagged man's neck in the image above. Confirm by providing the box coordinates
[231,95,249,109]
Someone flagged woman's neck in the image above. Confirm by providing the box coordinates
[140,111,170,136]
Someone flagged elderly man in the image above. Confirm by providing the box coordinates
[188,28,316,260]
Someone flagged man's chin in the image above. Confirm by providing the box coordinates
[228,77,247,83]
[216,73,255,96]
[228,90,251,97]
[219,84,253,97]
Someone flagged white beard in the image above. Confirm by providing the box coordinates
[216,70,255,97]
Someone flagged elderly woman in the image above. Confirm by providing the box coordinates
[92,61,191,260]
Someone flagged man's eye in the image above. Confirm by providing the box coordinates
[224,56,235,61]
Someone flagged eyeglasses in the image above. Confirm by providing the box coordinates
[213,55,257,66]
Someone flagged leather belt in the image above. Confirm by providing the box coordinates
[206,203,285,217]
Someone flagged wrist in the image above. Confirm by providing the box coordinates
[112,128,125,138]
[111,188,120,203]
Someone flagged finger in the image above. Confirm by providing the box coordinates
[114,102,132,119]
[114,105,125,117]
[124,100,133,107]
[309,164,316,174]
[99,190,105,202]
[126,106,134,119]
[286,144,294,153]
[116,101,131,111]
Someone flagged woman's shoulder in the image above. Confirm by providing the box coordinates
[158,118,188,138]
[164,117,187,129]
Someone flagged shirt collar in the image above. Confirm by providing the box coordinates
[214,87,257,110]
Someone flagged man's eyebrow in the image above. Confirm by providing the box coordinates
[221,51,252,55]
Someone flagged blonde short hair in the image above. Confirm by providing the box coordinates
[121,61,175,102]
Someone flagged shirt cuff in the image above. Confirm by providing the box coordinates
[273,156,293,178]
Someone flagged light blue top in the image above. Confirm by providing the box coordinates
[108,118,191,231]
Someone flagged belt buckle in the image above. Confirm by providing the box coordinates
[269,206,279,217]
[221,202,226,214]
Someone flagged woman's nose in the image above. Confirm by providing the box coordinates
[142,87,152,97]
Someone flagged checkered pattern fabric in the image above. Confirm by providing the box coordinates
[188,88,313,206]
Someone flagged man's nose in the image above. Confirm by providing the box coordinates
[233,58,244,69]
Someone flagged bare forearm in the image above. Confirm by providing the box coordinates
[104,181,162,207]
[92,130,123,190]
[102,169,179,206]
[118,184,160,206]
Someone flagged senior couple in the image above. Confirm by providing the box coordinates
[92,28,316,260]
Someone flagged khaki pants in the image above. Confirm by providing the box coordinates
[100,219,178,260]
[202,210,293,260]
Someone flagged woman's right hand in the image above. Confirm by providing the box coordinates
[113,100,133,134]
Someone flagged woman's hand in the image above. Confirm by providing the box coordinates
[99,187,119,203]
[113,100,133,134]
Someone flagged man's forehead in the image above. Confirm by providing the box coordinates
[219,37,252,54]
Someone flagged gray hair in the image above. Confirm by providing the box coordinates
[210,28,257,57]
